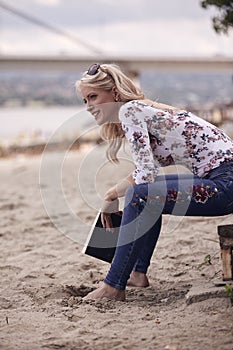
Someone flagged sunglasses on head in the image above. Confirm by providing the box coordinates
[87,63,100,76]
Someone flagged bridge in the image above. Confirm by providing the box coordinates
[0,55,233,75]
[0,3,232,75]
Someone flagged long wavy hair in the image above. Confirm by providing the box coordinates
[76,63,179,162]
[75,63,144,162]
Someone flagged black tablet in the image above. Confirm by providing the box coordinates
[82,210,122,263]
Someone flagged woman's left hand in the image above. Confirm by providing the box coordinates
[101,186,119,231]
[101,197,120,231]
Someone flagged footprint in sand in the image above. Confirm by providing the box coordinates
[64,284,95,297]
[0,265,22,278]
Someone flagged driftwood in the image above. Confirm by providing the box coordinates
[218,224,233,281]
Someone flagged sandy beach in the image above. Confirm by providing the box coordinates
[0,143,233,350]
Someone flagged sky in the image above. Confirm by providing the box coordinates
[0,0,233,57]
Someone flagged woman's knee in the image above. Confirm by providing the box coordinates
[125,183,148,207]
[126,183,147,197]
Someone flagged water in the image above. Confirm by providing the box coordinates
[1,70,232,147]
[0,106,97,147]
[140,71,233,106]
[1,103,233,148]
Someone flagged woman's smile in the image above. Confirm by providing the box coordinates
[91,109,100,120]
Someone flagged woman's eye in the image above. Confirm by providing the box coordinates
[89,94,97,100]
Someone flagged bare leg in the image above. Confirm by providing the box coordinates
[127,271,149,287]
[83,282,125,301]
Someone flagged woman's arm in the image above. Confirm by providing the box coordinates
[119,102,160,184]
[104,172,135,201]
[101,172,135,230]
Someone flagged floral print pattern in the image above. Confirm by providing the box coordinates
[192,184,218,204]
[119,100,233,184]
[131,182,219,212]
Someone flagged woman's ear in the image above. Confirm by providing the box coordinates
[112,86,120,102]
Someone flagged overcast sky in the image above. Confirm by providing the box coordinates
[0,0,232,57]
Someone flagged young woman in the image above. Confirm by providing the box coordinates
[76,63,233,301]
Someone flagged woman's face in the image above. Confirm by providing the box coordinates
[80,85,120,125]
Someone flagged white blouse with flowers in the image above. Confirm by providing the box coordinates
[119,100,233,184]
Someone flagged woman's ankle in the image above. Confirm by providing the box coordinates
[127,271,149,287]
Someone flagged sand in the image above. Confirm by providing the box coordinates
[0,143,233,350]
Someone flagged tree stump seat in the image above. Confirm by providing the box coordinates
[218,224,233,281]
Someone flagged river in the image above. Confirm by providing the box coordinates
[0,106,97,147]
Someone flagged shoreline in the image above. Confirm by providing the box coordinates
[0,101,232,156]
[1,121,232,160]
[0,139,101,159]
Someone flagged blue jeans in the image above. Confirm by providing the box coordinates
[104,162,233,290]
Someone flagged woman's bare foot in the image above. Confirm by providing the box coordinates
[127,271,149,287]
[83,282,125,301]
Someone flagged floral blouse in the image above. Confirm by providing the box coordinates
[119,100,233,184]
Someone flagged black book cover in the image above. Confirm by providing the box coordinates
[82,210,122,263]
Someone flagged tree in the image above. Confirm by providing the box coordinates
[200,0,233,34]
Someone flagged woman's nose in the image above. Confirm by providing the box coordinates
[87,105,94,113]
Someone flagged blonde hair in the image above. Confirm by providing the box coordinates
[75,64,180,163]
[75,63,144,101]
[76,63,144,162]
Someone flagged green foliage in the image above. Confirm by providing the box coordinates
[224,283,233,298]
[200,0,233,34]
[224,283,233,305]
[197,254,212,269]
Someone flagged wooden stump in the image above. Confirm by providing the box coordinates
[218,224,233,281]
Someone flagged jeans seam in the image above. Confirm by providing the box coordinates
[105,211,143,290]
[104,240,136,290]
